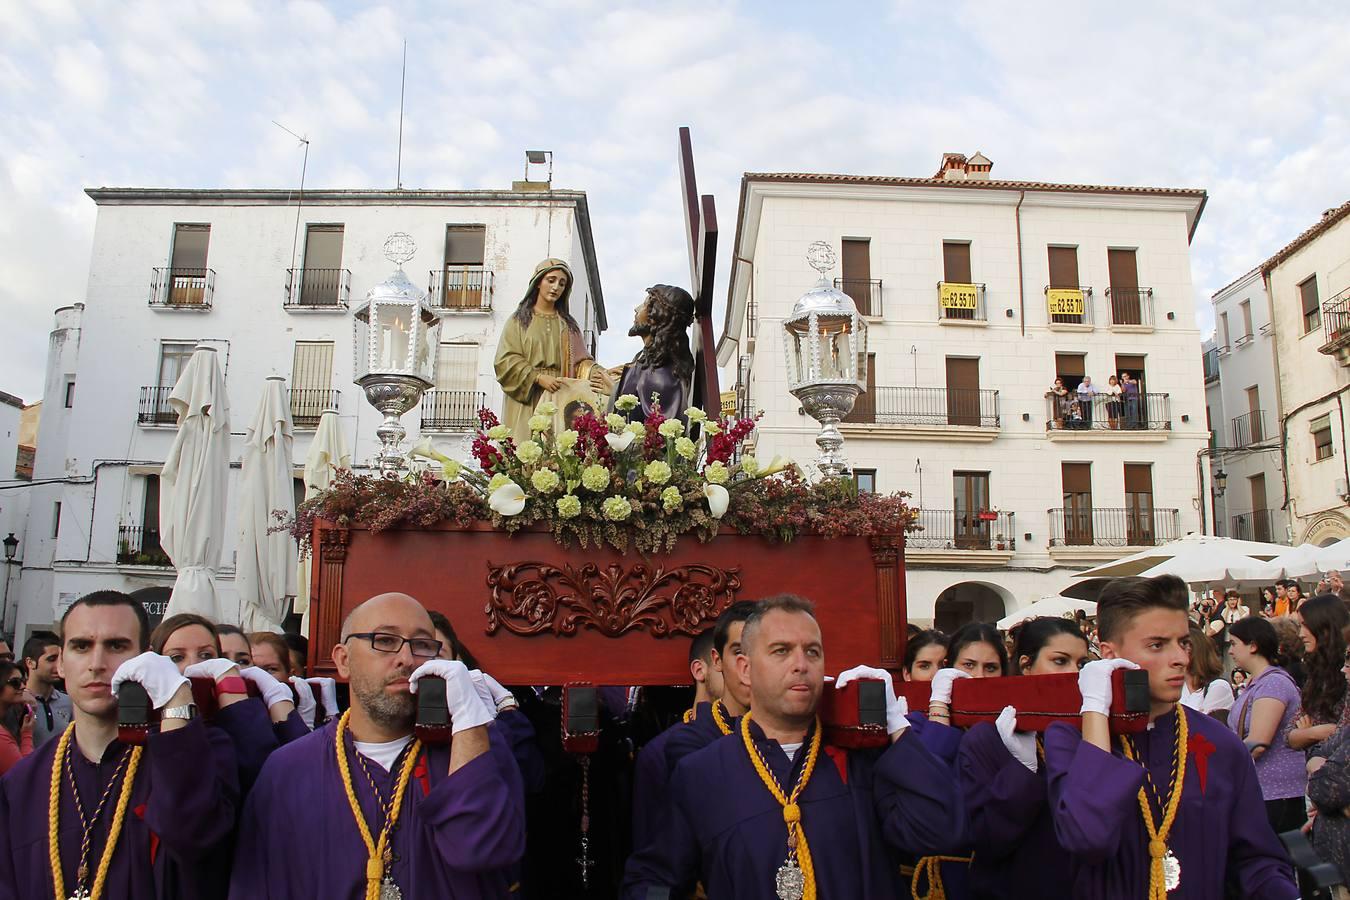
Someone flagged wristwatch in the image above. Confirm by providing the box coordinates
[162,703,198,722]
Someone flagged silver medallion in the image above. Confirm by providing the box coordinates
[1162,849,1181,893]
[379,875,402,900]
[775,859,805,900]
[69,890,91,900]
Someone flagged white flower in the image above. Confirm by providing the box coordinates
[703,483,729,519]
[604,431,636,452]
[487,425,510,441]
[581,464,611,491]
[704,461,730,485]
[675,437,697,460]
[740,455,760,477]
[531,469,560,493]
[625,422,647,438]
[684,407,707,423]
[605,412,626,430]
[602,496,633,521]
[556,494,582,519]
[488,483,527,516]
[615,394,640,412]
[556,429,579,452]
[661,486,683,512]
[644,461,672,485]
[536,400,558,417]
[702,420,722,436]
[515,440,543,465]
[658,419,685,439]
[529,414,552,434]
[488,473,514,493]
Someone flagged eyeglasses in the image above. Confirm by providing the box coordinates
[4,678,21,690]
[344,632,443,659]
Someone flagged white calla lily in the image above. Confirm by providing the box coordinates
[703,483,729,519]
[488,482,527,516]
[604,430,636,452]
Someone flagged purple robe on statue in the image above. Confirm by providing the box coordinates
[0,718,240,900]
[622,719,965,900]
[957,721,1060,900]
[228,720,525,899]
[1045,706,1298,899]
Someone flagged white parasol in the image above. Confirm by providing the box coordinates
[1134,543,1281,587]
[1072,533,1289,579]
[236,377,297,632]
[296,407,349,634]
[997,596,1097,630]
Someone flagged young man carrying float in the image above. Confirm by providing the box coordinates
[623,594,964,899]
[1046,574,1298,899]
[0,590,241,900]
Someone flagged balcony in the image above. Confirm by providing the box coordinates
[289,389,340,429]
[117,524,172,567]
[149,267,214,309]
[834,277,883,317]
[1045,392,1171,439]
[1048,507,1180,548]
[937,282,988,324]
[1231,410,1269,448]
[842,386,999,442]
[420,390,486,431]
[1320,291,1350,367]
[285,268,350,310]
[1230,509,1285,544]
[429,267,493,312]
[1203,347,1220,383]
[137,386,177,426]
[908,509,1016,561]
[1106,287,1154,330]
[1045,286,1094,329]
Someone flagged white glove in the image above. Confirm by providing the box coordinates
[409,659,494,734]
[468,672,497,718]
[111,652,190,710]
[929,668,971,706]
[471,670,516,711]
[996,706,1038,773]
[307,677,338,722]
[836,665,910,736]
[184,659,242,683]
[239,666,294,711]
[1078,658,1140,716]
[289,676,318,729]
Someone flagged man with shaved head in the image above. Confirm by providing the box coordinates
[229,592,526,899]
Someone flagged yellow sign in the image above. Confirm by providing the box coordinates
[1046,288,1085,316]
[720,391,737,417]
[939,282,979,310]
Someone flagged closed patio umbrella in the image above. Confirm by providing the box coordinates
[236,377,297,632]
[296,407,349,635]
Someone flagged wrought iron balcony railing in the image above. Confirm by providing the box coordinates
[1045,286,1094,326]
[289,389,340,429]
[117,524,172,567]
[845,386,999,428]
[420,390,486,431]
[1105,287,1154,328]
[1048,506,1180,547]
[937,282,988,322]
[1203,347,1220,382]
[428,267,493,311]
[137,386,177,425]
[1231,509,1282,544]
[1045,391,1171,432]
[1231,409,1268,447]
[834,277,883,317]
[1320,292,1350,362]
[908,509,1016,551]
[286,268,351,309]
[150,267,215,309]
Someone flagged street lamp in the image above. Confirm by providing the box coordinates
[3,533,16,561]
[1213,469,1228,497]
[783,242,869,478]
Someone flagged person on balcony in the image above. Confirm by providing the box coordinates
[1048,378,1073,429]
[1121,371,1142,429]
[1076,376,1098,428]
[1104,374,1123,429]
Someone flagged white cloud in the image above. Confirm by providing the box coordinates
[51,40,109,107]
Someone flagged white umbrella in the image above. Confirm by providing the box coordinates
[161,347,231,619]
[1073,533,1289,579]
[1313,538,1350,574]
[997,596,1097,630]
[236,377,297,632]
[1264,544,1327,580]
[296,407,349,634]
[1135,543,1280,586]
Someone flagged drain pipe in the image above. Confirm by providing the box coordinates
[1015,191,1027,337]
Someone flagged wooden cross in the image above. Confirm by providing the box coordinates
[678,127,721,411]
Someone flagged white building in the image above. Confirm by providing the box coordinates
[1263,202,1350,545]
[0,389,28,637]
[1205,269,1288,543]
[13,185,606,640]
[718,153,1211,628]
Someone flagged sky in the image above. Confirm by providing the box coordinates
[2,0,1349,403]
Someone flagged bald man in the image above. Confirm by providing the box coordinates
[229,593,526,899]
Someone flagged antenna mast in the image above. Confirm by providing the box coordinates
[272,120,310,280]
[396,40,407,189]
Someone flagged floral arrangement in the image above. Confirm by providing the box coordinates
[288,394,916,554]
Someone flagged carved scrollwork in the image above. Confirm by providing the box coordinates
[485,561,741,638]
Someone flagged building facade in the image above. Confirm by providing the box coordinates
[718,154,1211,627]
[12,187,606,642]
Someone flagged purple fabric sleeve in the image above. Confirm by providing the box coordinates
[1044,722,1143,862]
[142,717,239,860]
[958,721,1045,857]
[212,696,282,793]
[418,730,526,873]
[274,709,311,745]
[0,776,17,900]
[872,729,967,855]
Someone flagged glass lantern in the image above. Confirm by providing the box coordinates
[782,242,868,477]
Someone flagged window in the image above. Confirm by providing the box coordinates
[1206,405,1214,450]
[1220,311,1231,348]
[953,471,991,549]
[941,242,975,320]
[434,343,477,393]
[1239,300,1254,340]
[298,225,345,305]
[52,502,61,539]
[1107,248,1143,325]
[945,357,981,426]
[291,342,335,427]
[1124,464,1155,546]
[444,226,486,266]
[1300,276,1321,333]
[1245,386,1263,443]
[1061,463,1093,545]
[1047,246,1085,325]
[64,380,75,409]
[1312,415,1334,461]
[168,224,210,305]
[440,226,488,309]
[853,469,876,494]
[1054,352,1085,392]
[840,238,874,316]
[158,342,196,388]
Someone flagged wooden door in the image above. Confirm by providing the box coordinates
[1108,249,1141,325]
[1250,474,1269,542]
[169,224,210,304]
[1116,353,1147,427]
[943,242,974,320]
[1048,246,1082,324]
[945,357,981,426]
[1125,464,1155,546]
[953,472,991,549]
[1062,463,1093,545]
[1246,386,1263,443]
[842,239,873,315]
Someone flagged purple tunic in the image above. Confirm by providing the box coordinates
[0,718,240,900]
[1228,666,1306,801]
[1045,706,1298,899]
[662,701,735,777]
[957,722,1059,900]
[622,720,965,899]
[632,720,682,853]
[493,708,546,794]
[228,720,525,899]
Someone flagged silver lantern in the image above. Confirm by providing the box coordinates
[353,233,441,472]
[783,242,868,478]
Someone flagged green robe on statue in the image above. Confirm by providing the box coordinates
[494,313,593,443]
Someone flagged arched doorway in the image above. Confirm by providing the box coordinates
[129,586,173,628]
[933,582,1012,633]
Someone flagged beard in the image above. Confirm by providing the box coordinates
[629,319,651,339]
[350,665,416,731]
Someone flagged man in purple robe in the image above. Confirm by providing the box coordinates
[0,590,240,900]
[228,592,525,899]
[623,594,965,899]
[1045,575,1298,899]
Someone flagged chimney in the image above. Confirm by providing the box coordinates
[934,153,968,181]
[966,151,993,181]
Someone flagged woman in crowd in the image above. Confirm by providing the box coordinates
[0,659,33,775]
[1287,581,1307,615]
[1181,623,1235,721]
[1305,623,1350,885]
[948,622,1010,678]
[217,623,253,667]
[247,631,294,681]
[1260,586,1278,618]
[1289,594,1350,751]
[1048,378,1072,427]
[1104,374,1123,428]
[1272,615,1310,687]
[903,628,948,682]
[1226,615,1307,832]
[958,618,1091,899]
